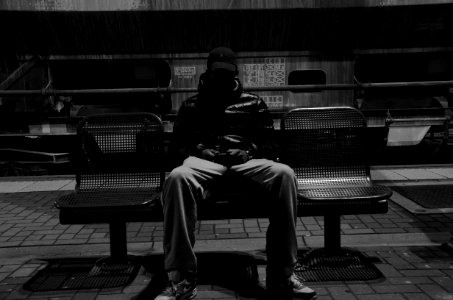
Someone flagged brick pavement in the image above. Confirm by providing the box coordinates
[1,191,452,248]
[1,166,453,299]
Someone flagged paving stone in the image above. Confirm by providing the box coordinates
[43,234,61,240]
[0,285,15,293]
[400,269,446,277]
[343,228,375,234]
[316,296,334,300]
[20,240,55,246]
[384,257,415,269]
[300,217,318,225]
[1,276,29,284]
[347,284,374,295]
[417,284,453,299]
[374,264,403,277]
[305,224,322,231]
[401,293,431,300]
[247,232,266,238]
[10,267,37,277]
[72,292,98,300]
[63,225,84,234]
[216,223,245,229]
[0,241,22,247]
[387,277,433,285]
[197,234,218,240]
[96,294,131,300]
[327,286,357,298]
[215,233,248,239]
[74,233,91,239]
[2,227,22,237]
[372,284,421,293]
[4,289,32,299]
[87,238,111,244]
[24,234,44,241]
[201,220,229,225]
[430,276,453,293]
[0,265,21,273]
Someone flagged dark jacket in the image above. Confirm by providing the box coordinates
[172,75,277,163]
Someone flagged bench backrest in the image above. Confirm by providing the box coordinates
[280,107,371,186]
[76,113,164,191]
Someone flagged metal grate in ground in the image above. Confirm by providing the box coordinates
[391,185,453,209]
[23,257,140,291]
[295,248,384,282]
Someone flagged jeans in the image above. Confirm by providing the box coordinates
[161,156,298,281]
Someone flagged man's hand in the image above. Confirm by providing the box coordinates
[200,149,220,161]
[226,149,249,164]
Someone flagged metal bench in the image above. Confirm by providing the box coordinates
[55,112,165,265]
[55,107,392,283]
[280,106,392,281]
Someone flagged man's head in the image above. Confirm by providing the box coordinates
[203,47,239,98]
[207,46,238,74]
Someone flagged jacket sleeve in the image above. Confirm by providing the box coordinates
[171,102,200,163]
[251,99,279,160]
[225,97,278,160]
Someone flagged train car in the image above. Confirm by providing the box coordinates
[0,0,452,174]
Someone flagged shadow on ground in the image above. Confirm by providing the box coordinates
[23,248,389,299]
[133,251,267,300]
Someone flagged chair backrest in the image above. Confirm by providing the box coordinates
[76,112,164,190]
[280,107,371,186]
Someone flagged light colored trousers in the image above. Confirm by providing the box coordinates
[161,156,298,280]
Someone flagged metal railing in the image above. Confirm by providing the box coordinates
[1,80,453,97]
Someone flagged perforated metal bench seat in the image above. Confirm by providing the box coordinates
[56,188,161,224]
[298,183,390,215]
[280,107,393,282]
[281,107,393,251]
[57,189,159,208]
[54,113,165,261]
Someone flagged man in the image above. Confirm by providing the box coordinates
[155,47,317,300]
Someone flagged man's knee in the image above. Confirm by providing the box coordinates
[162,166,198,206]
[270,163,295,180]
[167,166,192,182]
[163,167,195,193]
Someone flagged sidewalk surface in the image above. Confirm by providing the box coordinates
[0,165,453,299]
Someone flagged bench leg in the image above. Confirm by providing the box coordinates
[109,222,128,261]
[324,215,341,252]
[296,215,382,282]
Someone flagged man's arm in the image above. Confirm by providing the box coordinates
[225,96,278,160]
[172,100,219,163]
[251,98,279,160]
[172,101,198,163]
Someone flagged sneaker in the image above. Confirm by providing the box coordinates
[289,274,317,299]
[267,273,317,300]
[154,279,197,300]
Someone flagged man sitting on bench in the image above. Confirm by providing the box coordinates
[155,47,317,300]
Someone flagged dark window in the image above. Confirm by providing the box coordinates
[49,59,172,115]
[288,69,326,92]
[354,53,453,83]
